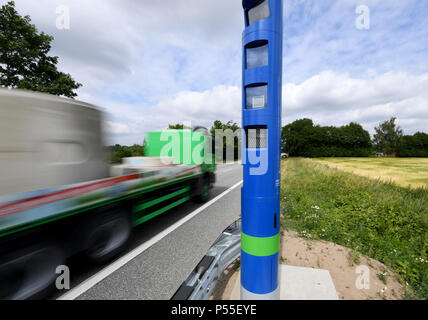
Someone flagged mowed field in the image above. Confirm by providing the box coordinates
[313,157,428,189]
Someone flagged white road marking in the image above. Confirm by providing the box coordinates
[218,163,241,174]
[57,179,243,300]
[224,161,241,166]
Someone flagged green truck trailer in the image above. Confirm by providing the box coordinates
[0,89,216,300]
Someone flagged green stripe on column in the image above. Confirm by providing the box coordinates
[241,232,280,257]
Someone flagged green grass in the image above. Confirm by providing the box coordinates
[280,158,428,299]
[314,157,428,189]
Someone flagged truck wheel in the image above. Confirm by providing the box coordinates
[0,244,64,300]
[83,208,132,264]
[193,176,211,203]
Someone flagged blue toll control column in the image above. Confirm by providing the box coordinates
[241,0,284,300]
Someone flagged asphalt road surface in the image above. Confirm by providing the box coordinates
[55,163,243,300]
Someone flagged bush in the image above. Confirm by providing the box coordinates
[282,119,372,157]
[397,132,428,157]
[105,144,144,164]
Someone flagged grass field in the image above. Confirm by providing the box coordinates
[280,158,428,299]
[313,157,428,189]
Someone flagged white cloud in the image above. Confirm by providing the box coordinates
[94,85,241,145]
[285,71,428,111]
[154,85,241,124]
[103,70,428,145]
[11,0,243,102]
[104,121,132,135]
[284,71,428,134]
[7,0,428,144]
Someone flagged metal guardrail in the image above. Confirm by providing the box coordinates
[171,219,241,300]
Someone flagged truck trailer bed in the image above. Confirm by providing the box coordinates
[0,164,202,239]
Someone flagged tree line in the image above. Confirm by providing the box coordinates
[397,132,428,157]
[106,121,241,164]
[282,119,372,157]
[282,117,428,158]
[107,118,427,163]
[105,144,144,164]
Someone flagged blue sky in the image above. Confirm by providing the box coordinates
[284,0,428,82]
[8,0,428,145]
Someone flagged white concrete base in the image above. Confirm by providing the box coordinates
[240,285,280,300]
[230,265,339,300]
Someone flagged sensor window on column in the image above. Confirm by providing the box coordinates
[246,40,268,69]
[246,84,267,110]
[248,0,270,26]
[246,125,267,149]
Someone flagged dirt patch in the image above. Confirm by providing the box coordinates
[209,262,240,301]
[211,230,406,300]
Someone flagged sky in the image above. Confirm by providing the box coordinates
[6,0,428,145]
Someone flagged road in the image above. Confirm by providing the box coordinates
[56,163,243,300]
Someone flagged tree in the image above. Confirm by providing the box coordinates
[397,132,428,157]
[0,1,81,98]
[210,120,240,136]
[168,124,189,130]
[282,118,314,155]
[105,144,144,164]
[282,119,372,157]
[210,120,241,162]
[373,117,403,155]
